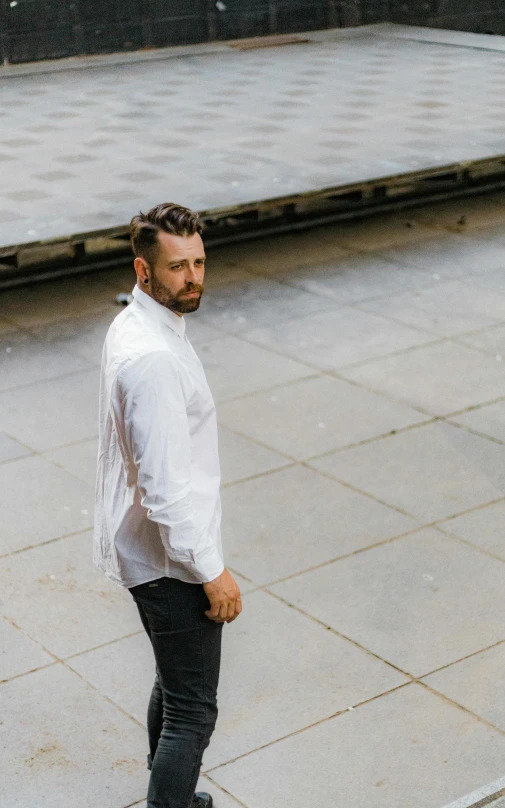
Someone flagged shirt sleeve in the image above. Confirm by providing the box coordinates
[118,350,224,583]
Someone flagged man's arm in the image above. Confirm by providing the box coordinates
[119,350,224,583]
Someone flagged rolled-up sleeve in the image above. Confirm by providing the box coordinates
[118,350,224,583]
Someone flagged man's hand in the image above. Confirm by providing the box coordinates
[203,568,242,624]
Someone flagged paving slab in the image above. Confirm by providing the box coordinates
[0,616,54,682]
[217,425,291,486]
[197,335,313,403]
[221,464,416,585]
[439,500,505,561]
[217,374,427,460]
[0,317,17,331]
[218,227,354,277]
[262,249,437,304]
[184,314,230,347]
[270,528,505,677]
[0,431,32,464]
[43,437,99,487]
[0,454,94,555]
[449,400,505,445]
[308,421,505,522]
[467,264,505,300]
[1,664,147,808]
[0,530,139,658]
[406,193,505,232]
[240,305,435,372]
[340,341,505,416]
[210,683,505,808]
[68,632,153,726]
[323,213,437,253]
[197,274,337,334]
[0,327,92,391]
[358,279,505,338]
[0,273,115,328]
[376,233,505,279]
[459,322,505,356]
[4,26,505,251]
[28,305,118,365]
[0,367,99,451]
[422,643,505,734]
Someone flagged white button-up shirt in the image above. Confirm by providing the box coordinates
[93,284,225,588]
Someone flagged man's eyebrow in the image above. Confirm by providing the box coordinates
[168,255,206,266]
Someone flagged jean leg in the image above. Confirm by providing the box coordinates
[146,673,164,770]
[134,598,164,770]
[130,577,223,808]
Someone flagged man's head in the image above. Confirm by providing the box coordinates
[130,203,205,316]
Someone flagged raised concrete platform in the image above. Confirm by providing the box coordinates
[1,22,505,277]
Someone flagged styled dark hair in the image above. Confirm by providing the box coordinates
[130,202,203,266]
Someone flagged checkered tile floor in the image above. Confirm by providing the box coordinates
[1,23,505,249]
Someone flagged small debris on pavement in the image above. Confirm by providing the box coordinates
[115,293,133,306]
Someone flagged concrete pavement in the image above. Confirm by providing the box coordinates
[2,197,505,807]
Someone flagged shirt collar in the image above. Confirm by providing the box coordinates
[131,284,186,339]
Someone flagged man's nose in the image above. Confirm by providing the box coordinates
[186,264,201,282]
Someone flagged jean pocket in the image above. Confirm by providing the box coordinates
[132,579,173,633]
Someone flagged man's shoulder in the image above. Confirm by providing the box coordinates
[107,305,179,366]
[118,348,190,407]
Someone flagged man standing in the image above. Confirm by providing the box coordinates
[93,202,242,808]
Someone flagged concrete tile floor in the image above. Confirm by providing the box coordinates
[2,200,505,807]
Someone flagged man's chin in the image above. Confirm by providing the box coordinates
[172,296,201,314]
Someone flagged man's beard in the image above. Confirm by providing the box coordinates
[150,270,202,314]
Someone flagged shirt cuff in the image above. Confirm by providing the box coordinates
[188,544,225,583]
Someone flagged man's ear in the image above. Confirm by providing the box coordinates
[134,256,149,285]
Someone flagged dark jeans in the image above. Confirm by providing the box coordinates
[128,576,223,808]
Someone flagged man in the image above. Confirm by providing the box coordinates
[93,202,242,808]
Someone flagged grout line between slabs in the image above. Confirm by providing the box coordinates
[418,638,505,683]
[0,362,98,396]
[203,775,251,808]
[202,613,505,778]
[205,668,505,777]
[203,681,412,775]
[0,526,95,560]
[247,498,505,594]
[64,629,145,661]
[433,523,505,565]
[5,585,505,786]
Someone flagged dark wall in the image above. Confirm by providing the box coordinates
[370,1,505,36]
[0,1,503,66]
[0,0,342,64]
